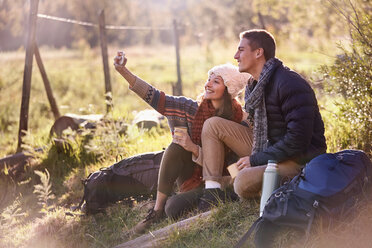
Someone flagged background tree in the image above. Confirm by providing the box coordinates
[0,0,351,50]
[320,0,372,155]
[0,0,27,50]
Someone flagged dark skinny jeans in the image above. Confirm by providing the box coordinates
[158,142,203,219]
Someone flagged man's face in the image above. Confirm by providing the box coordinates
[234,38,258,74]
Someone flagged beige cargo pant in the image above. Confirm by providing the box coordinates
[201,117,301,199]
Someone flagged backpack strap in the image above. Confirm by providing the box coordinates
[234,217,262,248]
[70,178,89,211]
[71,170,101,212]
[305,203,317,235]
[73,193,85,211]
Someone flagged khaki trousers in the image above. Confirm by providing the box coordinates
[201,116,301,199]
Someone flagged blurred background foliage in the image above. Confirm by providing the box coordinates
[0,0,371,156]
[0,0,350,50]
[320,0,371,154]
[0,0,370,155]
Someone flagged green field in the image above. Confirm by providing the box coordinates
[0,41,333,156]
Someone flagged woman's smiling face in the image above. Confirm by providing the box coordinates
[203,74,226,101]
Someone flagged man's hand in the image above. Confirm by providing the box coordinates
[173,132,199,157]
[236,156,251,170]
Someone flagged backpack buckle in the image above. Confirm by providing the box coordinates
[275,192,282,198]
[336,155,343,160]
[364,176,369,183]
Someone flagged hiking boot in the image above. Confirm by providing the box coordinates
[132,208,164,234]
[197,188,226,212]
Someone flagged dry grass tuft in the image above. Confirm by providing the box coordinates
[28,208,85,248]
[306,199,372,248]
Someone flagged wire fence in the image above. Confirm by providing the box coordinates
[18,2,183,151]
[37,13,172,30]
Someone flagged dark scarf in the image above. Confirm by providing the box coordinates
[179,98,243,192]
[245,58,282,154]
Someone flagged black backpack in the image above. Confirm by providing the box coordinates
[235,149,372,248]
[74,150,164,214]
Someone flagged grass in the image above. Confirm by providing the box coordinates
[0,41,333,158]
[1,41,371,248]
[161,200,260,248]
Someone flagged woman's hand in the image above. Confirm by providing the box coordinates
[114,51,127,69]
[236,156,251,170]
[113,51,136,86]
[173,132,199,157]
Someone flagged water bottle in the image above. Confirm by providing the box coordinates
[260,160,280,216]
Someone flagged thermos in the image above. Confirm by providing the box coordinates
[260,160,280,216]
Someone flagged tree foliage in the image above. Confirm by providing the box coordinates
[0,0,349,50]
[320,0,372,154]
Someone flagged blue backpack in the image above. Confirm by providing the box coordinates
[235,150,372,248]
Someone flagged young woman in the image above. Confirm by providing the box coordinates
[114,52,251,233]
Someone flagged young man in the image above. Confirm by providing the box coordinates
[198,29,327,209]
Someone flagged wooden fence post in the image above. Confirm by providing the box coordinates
[98,9,112,113]
[34,43,61,120]
[173,19,182,96]
[17,0,39,152]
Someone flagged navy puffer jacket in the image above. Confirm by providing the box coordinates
[249,64,327,166]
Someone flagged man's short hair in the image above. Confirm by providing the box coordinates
[239,29,276,60]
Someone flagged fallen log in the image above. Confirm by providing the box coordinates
[0,151,31,170]
[114,210,213,248]
[0,148,43,180]
[50,113,103,137]
[0,172,16,208]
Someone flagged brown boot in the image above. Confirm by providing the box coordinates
[133,208,164,234]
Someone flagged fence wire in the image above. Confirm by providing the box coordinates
[37,14,172,30]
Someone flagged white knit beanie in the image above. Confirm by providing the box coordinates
[208,63,251,98]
